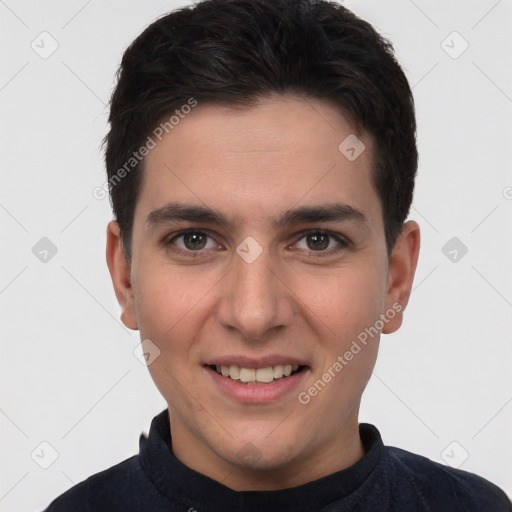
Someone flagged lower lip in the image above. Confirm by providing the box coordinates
[204,366,309,403]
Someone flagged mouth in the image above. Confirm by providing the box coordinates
[206,363,308,385]
[203,356,311,402]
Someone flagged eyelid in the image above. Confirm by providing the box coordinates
[290,229,351,255]
[165,229,223,251]
[168,228,214,240]
[293,228,350,246]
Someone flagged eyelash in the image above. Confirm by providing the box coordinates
[164,229,350,258]
[293,229,350,257]
[164,229,219,259]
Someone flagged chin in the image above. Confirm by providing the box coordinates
[232,448,298,473]
[220,428,306,471]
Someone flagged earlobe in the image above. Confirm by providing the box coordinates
[382,221,420,334]
[106,221,139,330]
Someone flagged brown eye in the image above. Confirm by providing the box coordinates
[306,233,329,251]
[182,232,207,250]
[169,231,218,252]
[293,230,348,255]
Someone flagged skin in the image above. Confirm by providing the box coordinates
[106,94,420,491]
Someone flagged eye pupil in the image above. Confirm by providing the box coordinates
[184,232,206,250]
[307,233,329,250]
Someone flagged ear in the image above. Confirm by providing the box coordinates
[106,221,138,330]
[382,221,420,334]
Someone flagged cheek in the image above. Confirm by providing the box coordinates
[134,257,216,341]
[292,260,386,397]
[294,262,386,339]
[292,267,383,419]
[133,263,218,408]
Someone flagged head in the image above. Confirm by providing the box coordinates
[106,0,420,489]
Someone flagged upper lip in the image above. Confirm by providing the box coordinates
[204,355,309,368]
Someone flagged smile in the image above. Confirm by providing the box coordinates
[209,364,306,384]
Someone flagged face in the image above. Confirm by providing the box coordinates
[107,94,420,489]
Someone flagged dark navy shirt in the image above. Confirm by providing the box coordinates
[44,409,512,511]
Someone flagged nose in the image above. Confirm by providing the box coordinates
[216,247,295,340]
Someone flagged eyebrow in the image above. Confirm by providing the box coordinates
[146,202,368,229]
[147,203,230,227]
[274,203,367,227]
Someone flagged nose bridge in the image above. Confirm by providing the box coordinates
[217,246,293,339]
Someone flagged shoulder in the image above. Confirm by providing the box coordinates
[43,454,159,511]
[385,445,512,511]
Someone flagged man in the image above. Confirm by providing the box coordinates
[45,0,512,510]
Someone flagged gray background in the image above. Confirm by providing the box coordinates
[1,0,511,510]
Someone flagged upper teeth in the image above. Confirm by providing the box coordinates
[215,364,300,383]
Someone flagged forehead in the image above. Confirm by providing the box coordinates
[136,95,381,227]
